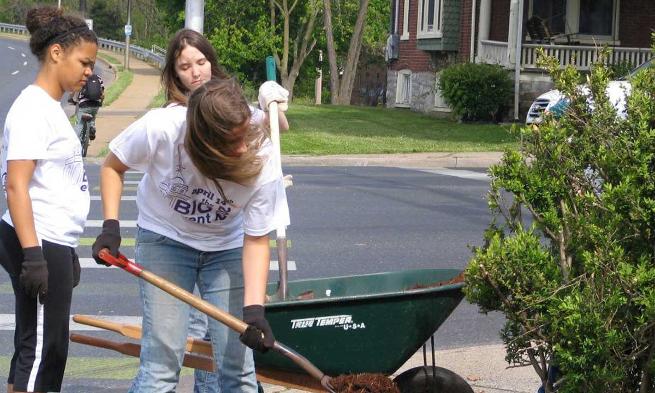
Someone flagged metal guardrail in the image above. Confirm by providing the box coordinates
[0,22,165,69]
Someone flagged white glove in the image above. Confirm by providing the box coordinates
[258,81,289,112]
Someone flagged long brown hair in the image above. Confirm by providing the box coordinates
[26,6,97,62]
[185,78,266,194]
[162,29,228,106]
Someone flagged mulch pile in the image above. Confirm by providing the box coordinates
[331,373,400,393]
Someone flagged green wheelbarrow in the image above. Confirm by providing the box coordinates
[75,251,471,392]
[255,268,473,393]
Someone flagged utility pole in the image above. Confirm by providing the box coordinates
[79,0,87,17]
[58,0,61,8]
[124,0,132,70]
[185,0,205,34]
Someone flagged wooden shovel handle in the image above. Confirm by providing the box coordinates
[73,314,213,357]
[70,333,215,372]
[99,250,249,334]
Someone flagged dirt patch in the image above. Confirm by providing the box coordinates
[407,272,465,290]
[331,373,400,393]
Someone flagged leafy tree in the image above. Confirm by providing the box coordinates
[90,0,124,40]
[268,0,322,98]
[465,42,655,393]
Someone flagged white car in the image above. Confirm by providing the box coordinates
[525,59,652,125]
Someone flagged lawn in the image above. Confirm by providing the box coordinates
[283,104,518,154]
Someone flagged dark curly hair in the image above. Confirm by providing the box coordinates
[26,6,97,62]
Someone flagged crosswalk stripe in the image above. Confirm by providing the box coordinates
[85,220,137,227]
[78,258,297,270]
[417,168,490,181]
[78,236,289,248]
[93,186,138,192]
[90,195,137,201]
[123,180,141,185]
[0,314,142,331]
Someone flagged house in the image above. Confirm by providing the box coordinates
[386,0,655,117]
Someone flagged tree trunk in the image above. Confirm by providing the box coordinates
[323,0,370,105]
[270,0,320,99]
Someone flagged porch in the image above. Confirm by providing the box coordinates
[478,39,653,71]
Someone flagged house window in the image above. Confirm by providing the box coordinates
[530,0,566,35]
[530,0,619,42]
[395,70,411,107]
[417,0,443,38]
[401,0,409,40]
[579,0,613,36]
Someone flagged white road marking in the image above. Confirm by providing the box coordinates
[23,61,27,66]
[20,53,25,57]
[90,195,136,201]
[0,314,142,331]
[86,220,137,227]
[11,70,18,75]
[416,168,490,181]
[78,258,296,271]
[124,180,141,185]
[8,46,15,50]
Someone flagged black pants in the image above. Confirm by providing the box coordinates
[0,221,76,392]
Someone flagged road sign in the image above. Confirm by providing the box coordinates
[124,24,132,37]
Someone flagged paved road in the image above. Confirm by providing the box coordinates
[0,36,114,121]
[0,163,504,391]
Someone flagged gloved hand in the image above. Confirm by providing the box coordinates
[19,246,48,303]
[72,251,81,288]
[92,219,121,266]
[258,81,289,112]
[239,305,275,352]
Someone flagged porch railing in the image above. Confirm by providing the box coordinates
[479,39,653,71]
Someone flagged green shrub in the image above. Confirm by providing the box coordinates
[464,42,655,393]
[438,63,513,121]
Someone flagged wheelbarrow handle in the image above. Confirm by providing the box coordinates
[98,249,335,393]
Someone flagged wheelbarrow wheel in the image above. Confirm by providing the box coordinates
[393,366,474,393]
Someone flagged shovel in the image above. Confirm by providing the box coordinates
[98,249,335,393]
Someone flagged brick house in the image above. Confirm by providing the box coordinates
[386,0,655,117]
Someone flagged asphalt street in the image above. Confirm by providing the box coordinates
[0,163,505,391]
[0,37,505,391]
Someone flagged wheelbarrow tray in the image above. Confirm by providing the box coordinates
[258,268,464,376]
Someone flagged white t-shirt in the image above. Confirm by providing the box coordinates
[1,85,90,247]
[109,104,289,252]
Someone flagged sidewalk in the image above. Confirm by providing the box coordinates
[87,50,161,158]
[90,55,537,393]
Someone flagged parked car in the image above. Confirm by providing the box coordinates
[525,59,652,125]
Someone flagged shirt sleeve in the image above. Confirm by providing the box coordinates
[243,178,290,237]
[109,113,157,172]
[249,106,265,126]
[4,114,49,161]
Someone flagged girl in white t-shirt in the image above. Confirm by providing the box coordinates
[91,29,289,393]
[0,6,96,393]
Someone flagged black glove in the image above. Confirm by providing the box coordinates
[19,246,48,303]
[240,305,275,353]
[92,219,121,266]
[72,251,81,288]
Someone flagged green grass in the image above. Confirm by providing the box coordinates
[97,52,124,72]
[148,88,166,108]
[103,70,134,107]
[283,104,518,154]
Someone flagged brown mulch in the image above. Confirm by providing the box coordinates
[407,271,465,290]
[330,373,400,393]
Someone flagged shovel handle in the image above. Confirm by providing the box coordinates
[99,249,249,335]
[100,249,334,391]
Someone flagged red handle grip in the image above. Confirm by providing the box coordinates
[98,249,143,276]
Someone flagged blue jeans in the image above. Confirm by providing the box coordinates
[188,291,219,393]
[128,227,257,393]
